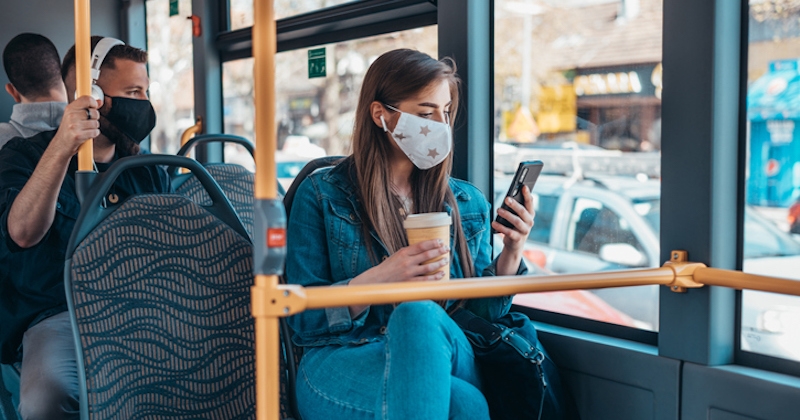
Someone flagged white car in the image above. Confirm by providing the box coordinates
[493,173,800,358]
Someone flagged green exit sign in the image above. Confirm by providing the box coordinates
[308,48,326,79]
[169,0,179,17]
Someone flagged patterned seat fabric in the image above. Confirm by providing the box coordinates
[67,194,297,419]
[174,163,256,238]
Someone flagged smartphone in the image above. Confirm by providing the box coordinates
[494,160,543,230]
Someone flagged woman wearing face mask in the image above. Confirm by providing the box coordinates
[286,49,535,420]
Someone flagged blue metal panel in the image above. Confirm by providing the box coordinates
[437,0,493,200]
[660,0,742,365]
[682,362,800,420]
[534,323,681,420]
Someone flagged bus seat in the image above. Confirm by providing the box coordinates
[170,134,271,238]
[63,155,295,419]
[0,363,20,419]
[174,162,258,236]
[279,156,344,420]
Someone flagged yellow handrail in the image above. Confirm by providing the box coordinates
[179,116,203,148]
[695,267,800,296]
[269,267,677,316]
[178,117,203,173]
[75,0,93,171]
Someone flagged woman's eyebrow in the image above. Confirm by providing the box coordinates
[417,101,452,108]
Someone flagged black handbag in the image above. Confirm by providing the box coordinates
[451,308,578,420]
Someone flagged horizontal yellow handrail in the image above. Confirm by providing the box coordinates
[267,267,677,316]
[265,262,800,317]
[306,268,675,307]
[695,267,800,296]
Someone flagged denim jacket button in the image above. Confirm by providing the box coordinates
[56,202,62,209]
[381,255,388,261]
[349,213,356,220]
[379,326,387,335]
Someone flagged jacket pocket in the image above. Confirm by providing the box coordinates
[327,200,368,278]
[461,212,486,257]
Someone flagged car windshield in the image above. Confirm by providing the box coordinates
[637,198,800,258]
[634,198,661,235]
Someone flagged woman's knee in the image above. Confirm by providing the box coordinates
[388,301,446,331]
[449,377,490,420]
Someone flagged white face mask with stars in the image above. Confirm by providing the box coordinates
[380,103,451,170]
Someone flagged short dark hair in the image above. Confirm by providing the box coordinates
[2,33,63,99]
[61,35,148,82]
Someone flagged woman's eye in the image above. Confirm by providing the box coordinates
[418,113,433,119]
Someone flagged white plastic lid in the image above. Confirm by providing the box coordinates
[403,212,452,229]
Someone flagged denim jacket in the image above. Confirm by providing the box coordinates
[286,158,527,348]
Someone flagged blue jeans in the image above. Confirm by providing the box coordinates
[296,301,490,420]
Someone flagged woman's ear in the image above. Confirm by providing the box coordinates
[370,101,388,131]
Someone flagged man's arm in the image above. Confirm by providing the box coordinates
[7,97,99,248]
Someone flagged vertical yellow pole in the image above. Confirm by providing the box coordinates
[253,0,279,419]
[75,0,93,171]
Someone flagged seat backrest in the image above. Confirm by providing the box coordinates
[173,163,258,237]
[279,156,344,420]
[171,134,261,238]
[63,155,295,419]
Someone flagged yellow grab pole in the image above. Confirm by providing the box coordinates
[694,267,800,296]
[75,0,93,170]
[252,0,279,419]
[302,268,677,310]
[180,117,203,148]
[267,268,679,317]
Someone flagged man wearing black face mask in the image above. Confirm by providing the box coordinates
[0,36,169,420]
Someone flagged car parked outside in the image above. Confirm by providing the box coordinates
[493,173,800,359]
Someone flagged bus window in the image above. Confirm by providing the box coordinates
[229,0,361,31]
[145,0,195,155]
[741,0,800,362]
[222,25,437,185]
[493,0,663,331]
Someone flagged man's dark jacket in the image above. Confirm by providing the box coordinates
[0,130,170,363]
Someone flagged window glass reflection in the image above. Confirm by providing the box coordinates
[222,26,437,188]
[742,0,800,362]
[494,0,662,331]
[229,0,361,31]
[145,0,195,154]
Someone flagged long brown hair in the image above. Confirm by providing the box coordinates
[351,49,475,280]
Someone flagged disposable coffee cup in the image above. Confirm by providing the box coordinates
[403,212,452,281]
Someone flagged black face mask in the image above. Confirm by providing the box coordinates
[102,96,156,144]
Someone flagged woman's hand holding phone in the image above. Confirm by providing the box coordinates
[492,185,536,254]
[492,161,540,275]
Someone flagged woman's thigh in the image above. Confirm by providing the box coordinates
[296,342,386,420]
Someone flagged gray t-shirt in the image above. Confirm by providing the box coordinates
[0,101,66,149]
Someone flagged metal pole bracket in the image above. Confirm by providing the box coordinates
[664,250,706,293]
[251,283,307,318]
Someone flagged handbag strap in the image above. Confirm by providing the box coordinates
[450,307,502,345]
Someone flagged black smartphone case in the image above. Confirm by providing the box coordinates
[495,161,543,230]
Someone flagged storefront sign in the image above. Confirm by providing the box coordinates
[573,64,659,97]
